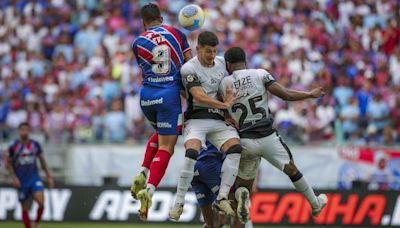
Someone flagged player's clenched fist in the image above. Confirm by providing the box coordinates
[310,87,325,98]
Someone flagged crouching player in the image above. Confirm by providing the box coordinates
[191,142,226,228]
[6,122,54,228]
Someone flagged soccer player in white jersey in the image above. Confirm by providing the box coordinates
[220,47,328,225]
[169,31,242,220]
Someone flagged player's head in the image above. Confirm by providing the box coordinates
[140,3,163,29]
[18,122,30,140]
[197,31,219,67]
[224,47,247,74]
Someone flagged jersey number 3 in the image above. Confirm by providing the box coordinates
[232,95,266,128]
[152,44,170,74]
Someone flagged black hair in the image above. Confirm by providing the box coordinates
[140,3,161,23]
[224,47,246,64]
[18,122,30,129]
[198,31,219,47]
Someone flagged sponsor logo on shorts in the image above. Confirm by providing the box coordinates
[141,98,163,106]
[211,185,220,193]
[196,193,205,199]
[157,122,172,128]
[148,76,174,83]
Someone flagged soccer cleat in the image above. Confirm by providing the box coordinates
[137,189,152,221]
[169,203,184,221]
[214,198,235,217]
[312,194,328,216]
[131,172,146,200]
[237,188,250,223]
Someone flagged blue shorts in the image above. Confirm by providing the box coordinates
[140,86,182,135]
[18,177,44,202]
[191,156,222,207]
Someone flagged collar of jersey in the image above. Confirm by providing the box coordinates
[147,24,162,30]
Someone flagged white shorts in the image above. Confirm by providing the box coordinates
[183,119,240,150]
[238,131,292,180]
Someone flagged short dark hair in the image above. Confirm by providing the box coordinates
[224,47,246,64]
[198,31,219,47]
[18,122,30,129]
[140,3,161,23]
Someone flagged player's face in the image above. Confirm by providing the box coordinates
[18,126,30,140]
[197,45,217,66]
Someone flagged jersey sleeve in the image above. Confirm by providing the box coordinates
[181,65,201,90]
[260,69,276,87]
[175,28,191,54]
[218,78,227,98]
[131,39,138,56]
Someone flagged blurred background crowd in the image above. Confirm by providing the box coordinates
[0,0,399,146]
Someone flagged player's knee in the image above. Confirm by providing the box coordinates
[283,162,298,177]
[226,144,242,155]
[185,148,199,160]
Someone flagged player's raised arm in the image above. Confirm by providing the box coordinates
[38,154,54,188]
[267,82,325,101]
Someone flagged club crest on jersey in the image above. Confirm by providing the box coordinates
[187,75,194,82]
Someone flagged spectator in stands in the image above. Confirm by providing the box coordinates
[366,92,390,133]
[104,99,125,143]
[340,96,360,140]
[0,0,399,145]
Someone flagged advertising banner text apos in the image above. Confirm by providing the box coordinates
[0,186,399,226]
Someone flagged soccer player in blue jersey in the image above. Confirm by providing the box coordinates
[130,3,193,221]
[192,142,225,228]
[6,122,54,228]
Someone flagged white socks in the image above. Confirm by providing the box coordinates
[217,153,241,200]
[146,183,155,196]
[142,167,149,177]
[292,176,319,208]
[175,157,196,204]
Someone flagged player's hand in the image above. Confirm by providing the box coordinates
[310,87,325,98]
[47,176,55,188]
[223,86,237,108]
[12,176,21,188]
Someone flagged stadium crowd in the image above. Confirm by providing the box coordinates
[0,0,399,145]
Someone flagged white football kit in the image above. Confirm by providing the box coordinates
[219,68,292,180]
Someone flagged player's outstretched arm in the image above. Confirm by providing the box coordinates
[39,155,54,188]
[189,86,236,109]
[267,82,325,101]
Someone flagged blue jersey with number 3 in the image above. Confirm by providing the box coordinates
[132,25,191,88]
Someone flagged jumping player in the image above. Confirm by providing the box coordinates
[220,47,328,226]
[169,31,241,220]
[130,3,192,221]
[6,122,54,228]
